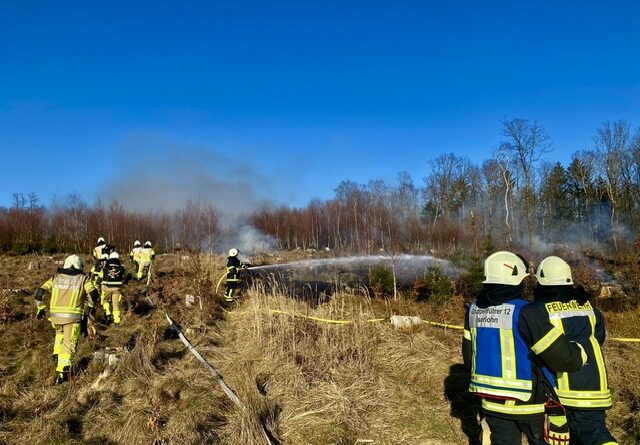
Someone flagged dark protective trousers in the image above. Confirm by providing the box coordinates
[485,414,546,445]
[567,410,617,445]
[225,281,238,302]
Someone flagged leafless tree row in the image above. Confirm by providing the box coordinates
[253,119,640,253]
[0,195,220,254]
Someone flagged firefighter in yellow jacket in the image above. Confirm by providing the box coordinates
[34,254,99,384]
[129,240,142,273]
[99,252,133,325]
[136,241,155,280]
[92,237,107,261]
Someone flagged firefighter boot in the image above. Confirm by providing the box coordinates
[54,366,71,385]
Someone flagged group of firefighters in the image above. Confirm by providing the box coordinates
[31,243,618,444]
[34,237,156,384]
[464,251,617,445]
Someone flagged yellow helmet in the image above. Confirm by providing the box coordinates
[483,251,529,285]
[63,254,84,271]
[535,256,573,286]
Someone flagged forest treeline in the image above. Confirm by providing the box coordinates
[2,119,639,255]
[251,119,640,254]
[0,195,219,254]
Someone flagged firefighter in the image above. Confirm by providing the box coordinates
[129,240,142,273]
[100,251,132,325]
[90,253,108,287]
[90,253,108,311]
[92,237,107,261]
[534,256,618,445]
[136,241,155,280]
[225,248,244,303]
[34,254,99,384]
[463,251,588,445]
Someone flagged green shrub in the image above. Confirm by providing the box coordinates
[458,260,484,299]
[413,266,453,303]
[369,265,395,297]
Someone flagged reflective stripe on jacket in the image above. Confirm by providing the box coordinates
[468,299,534,403]
[538,298,612,409]
[40,271,96,320]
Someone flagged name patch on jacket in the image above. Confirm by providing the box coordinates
[469,304,515,329]
[545,300,595,321]
[54,277,82,290]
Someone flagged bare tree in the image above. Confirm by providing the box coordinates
[498,118,552,247]
[593,120,630,251]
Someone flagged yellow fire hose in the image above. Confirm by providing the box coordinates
[266,310,638,342]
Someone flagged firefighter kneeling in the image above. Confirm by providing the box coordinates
[34,254,99,384]
[100,252,133,325]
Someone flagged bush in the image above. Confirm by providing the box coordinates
[369,265,395,297]
[413,266,453,303]
[458,260,484,300]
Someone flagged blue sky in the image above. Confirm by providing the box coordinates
[1,1,639,211]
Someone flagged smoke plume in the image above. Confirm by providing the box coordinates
[99,135,274,224]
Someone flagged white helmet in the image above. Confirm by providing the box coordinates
[228,248,239,257]
[63,254,84,270]
[483,251,529,285]
[109,252,120,260]
[97,237,105,244]
[134,240,141,247]
[535,256,573,286]
[144,241,152,248]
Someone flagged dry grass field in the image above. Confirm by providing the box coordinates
[0,252,638,444]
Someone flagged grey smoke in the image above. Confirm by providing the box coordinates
[99,135,274,224]
[235,225,277,254]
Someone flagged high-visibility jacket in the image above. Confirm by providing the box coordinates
[38,269,97,323]
[464,285,585,418]
[139,248,155,264]
[129,246,142,262]
[89,263,104,287]
[226,256,241,282]
[533,287,612,410]
[469,298,533,401]
[92,244,106,260]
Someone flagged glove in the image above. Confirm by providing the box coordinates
[546,414,570,445]
[571,341,588,365]
[35,301,46,320]
[544,399,570,445]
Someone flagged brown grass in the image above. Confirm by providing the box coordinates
[0,252,638,444]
